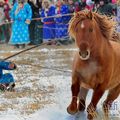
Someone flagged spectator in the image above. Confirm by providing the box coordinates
[111,0,117,15]
[116,0,120,32]
[97,0,114,16]
[28,0,43,45]
[40,0,56,43]
[55,0,71,44]
[3,0,11,43]
[68,0,75,13]
[4,0,11,21]
[0,0,5,43]
[9,0,32,49]
[79,0,86,10]
[74,1,80,12]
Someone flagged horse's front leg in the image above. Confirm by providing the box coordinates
[87,85,105,120]
[67,74,80,115]
[78,87,88,111]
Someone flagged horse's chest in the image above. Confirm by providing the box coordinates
[77,61,101,88]
[79,61,99,79]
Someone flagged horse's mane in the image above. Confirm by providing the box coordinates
[69,10,116,40]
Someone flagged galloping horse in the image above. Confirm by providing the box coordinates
[67,10,120,120]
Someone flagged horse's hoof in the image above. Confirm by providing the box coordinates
[78,99,85,111]
[67,103,78,115]
[87,114,94,120]
[87,104,97,120]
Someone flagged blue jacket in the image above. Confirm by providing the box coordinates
[0,61,16,77]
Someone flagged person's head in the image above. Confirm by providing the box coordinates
[75,1,79,6]
[42,0,51,9]
[81,0,86,3]
[4,0,8,3]
[18,0,25,4]
[28,0,34,3]
[68,0,73,5]
[0,0,4,6]
[99,0,104,6]
[55,0,62,7]
[117,0,120,6]
[63,0,68,4]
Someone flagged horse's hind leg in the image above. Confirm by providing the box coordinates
[67,74,80,115]
[103,84,120,119]
[78,87,88,111]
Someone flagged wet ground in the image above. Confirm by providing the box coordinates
[0,44,75,114]
[0,43,120,120]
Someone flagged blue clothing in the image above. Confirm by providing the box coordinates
[43,23,55,40]
[55,5,71,39]
[40,6,56,41]
[9,3,32,45]
[116,6,120,32]
[0,61,15,84]
[0,73,14,84]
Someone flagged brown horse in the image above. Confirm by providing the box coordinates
[67,10,120,120]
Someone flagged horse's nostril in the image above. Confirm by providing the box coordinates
[79,51,82,56]
[79,51,88,57]
[85,51,89,56]
[79,50,90,60]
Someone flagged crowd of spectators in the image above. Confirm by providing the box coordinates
[0,0,120,48]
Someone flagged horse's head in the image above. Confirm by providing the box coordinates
[69,10,115,60]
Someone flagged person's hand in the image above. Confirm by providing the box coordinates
[25,19,31,24]
[9,63,17,69]
[56,14,61,18]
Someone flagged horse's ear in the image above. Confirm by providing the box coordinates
[87,10,93,20]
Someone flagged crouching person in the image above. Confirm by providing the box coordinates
[0,61,16,91]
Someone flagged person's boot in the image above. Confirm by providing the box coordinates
[0,84,7,91]
[7,82,15,91]
[14,44,19,49]
[19,44,25,49]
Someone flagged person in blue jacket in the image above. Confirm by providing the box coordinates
[55,0,71,41]
[0,61,16,91]
[9,0,32,49]
[40,0,56,42]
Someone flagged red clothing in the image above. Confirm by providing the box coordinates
[3,2,11,21]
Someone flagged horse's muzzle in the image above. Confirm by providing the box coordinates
[79,49,90,60]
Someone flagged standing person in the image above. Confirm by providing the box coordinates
[116,0,120,32]
[9,0,32,49]
[97,0,114,16]
[28,0,43,45]
[68,0,75,13]
[79,0,86,10]
[4,0,11,21]
[0,0,5,43]
[74,1,80,12]
[55,0,71,44]
[40,0,56,43]
[3,0,11,43]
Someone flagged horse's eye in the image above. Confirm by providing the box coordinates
[89,28,93,32]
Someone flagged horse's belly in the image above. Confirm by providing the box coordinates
[81,82,93,89]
